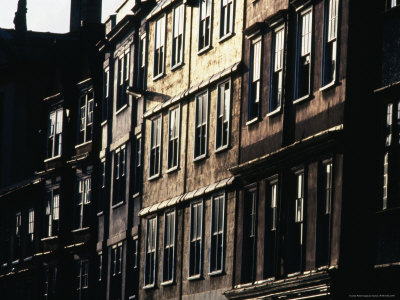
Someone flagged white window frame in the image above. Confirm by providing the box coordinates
[383,152,389,210]
[28,209,35,241]
[269,26,285,114]
[78,90,94,145]
[47,108,63,158]
[45,189,60,238]
[323,161,333,215]
[198,0,212,52]
[215,79,231,151]
[144,216,157,288]
[162,210,176,284]
[188,200,203,279]
[172,4,185,69]
[149,115,162,179]
[76,176,91,229]
[295,170,305,246]
[209,193,225,275]
[194,91,209,160]
[219,0,234,40]
[167,107,180,171]
[269,179,278,231]
[248,37,261,123]
[154,15,166,79]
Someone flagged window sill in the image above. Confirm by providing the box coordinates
[101,120,108,126]
[209,270,224,277]
[266,107,282,118]
[75,141,92,149]
[286,272,301,278]
[161,280,175,286]
[143,284,156,290]
[116,103,129,116]
[11,259,19,265]
[132,192,141,198]
[148,173,161,181]
[41,236,58,241]
[197,45,212,56]
[166,166,180,174]
[171,62,184,72]
[71,227,90,233]
[218,32,234,43]
[215,145,229,154]
[153,72,166,81]
[23,256,33,262]
[319,80,341,92]
[112,201,125,209]
[97,211,104,217]
[246,117,260,126]
[293,94,312,105]
[193,154,208,162]
[188,274,202,281]
[44,155,62,163]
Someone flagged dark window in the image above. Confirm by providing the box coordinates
[78,91,94,144]
[295,9,312,100]
[47,108,63,158]
[172,5,184,67]
[149,116,161,178]
[168,107,180,170]
[102,67,109,122]
[163,211,175,282]
[199,0,212,51]
[133,238,139,269]
[111,244,123,276]
[117,51,129,110]
[270,27,284,112]
[154,16,166,78]
[194,92,208,159]
[75,177,91,229]
[216,81,230,150]
[138,35,147,90]
[145,217,157,287]
[134,137,142,194]
[113,146,126,205]
[220,0,233,38]
[189,201,203,278]
[98,252,103,282]
[99,159,106,212]
[45,189,60,237]
[249,38,261,121]
[210,194,225,273]
[43,265,57,300]
[76,260,89,300]
[322,0,339,86]
[242,188,257,283]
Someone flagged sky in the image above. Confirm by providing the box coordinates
[0,0,121,33]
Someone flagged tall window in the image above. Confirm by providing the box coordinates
[113,146,126,205]
[220,0,233,38]
[189,201,203,278]
[99,159,106,212]
[47,108,63,158]
[386,103,393,147]
[163,211,175,283]
[138,34,146,90]
[154,16,166,78]
[194,92,208,159]
[270,181,278,231]
[210,194,225,273]
[295,172,305,231]
[168,107,180,170]
[98,252,103,282]
[149,116,161,178]
[270,27,285,112]
[112,244,123,276]
[199,0,212,51]
[133,238,139,269]
[383,152,389,210]
[76,259,89,300]
[134,137,142,193]
[75,177,91,229]
[15,212,21,238]
[102,67,109,121]
[28,209,34,241]
[145,217,157,287]
[78,91,94,144]
[322,0,339,86]
[43,265,57,300]
[242,188,257,283]
[295,9,312,100]
[117,51,129,109]
[216,80,230,150]
[249,38,261,121]
[172,5,184,67]
[45,189,60,237]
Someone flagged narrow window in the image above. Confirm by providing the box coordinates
[138,34,146,90]
[133,238,139,269]
[28,209,34,241]
[270,181,278,231]
[149,116,161,177]
[117,56,124,109]
[194,92,208,158]
[76,259,89,299]
[249,39,261,121]
[324,162,333,215]
[220,0,233,38]
[99,159,106,212]
[112,246,117,276]
[15,212,21,238]
[199,0,212,51]
[295,171,305,247]
[242,188,257,283]
[78,91,94,144]
[145,217,157,287]
[383,152,389,210]
[172,5,184,67]
[134,137,142,193]
[98,252,103,281]
[216,81,230,150]
[270,27,285,112]
[47,108,63,158]
[189,201,203,278]
[76,177,91,229]
[154,16,166,78]
[118,244,123,275]
[295,9,312,99]
[168,107,180,170]
[113,146,126,204]
[102,67,109,121]
[386,103,393,146]
[322,0,339,86]
[163,211,175,282]
[45,189,60,237]
[210,194,225,273]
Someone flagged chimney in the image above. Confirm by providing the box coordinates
[70,0,102,32]
[14,0,27,32]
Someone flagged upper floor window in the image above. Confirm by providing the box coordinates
[194,92,208,159]
[28,209,34,241]
[168,107,180,170]
[15,212,21,238]
[102,67,110,122]
[220,0,233,39]
[242,188,257,283]
[172,5,185,68]
[149,116,162,178]
[133,238,139,269]
[117,51,130,110]
[76,259,89,299]
[75,176,91,229]
[383,152,389,210]
[112,243,123,277]
[45,189,60,237]
[47,108,63,158]
[389,0,399,8]
[322,0,339,86]
[134,137,142,194]
[199,0,212,51]
[269,180,278,231]
[154,16,166,78]
[113,146,126,205]
[295,9,312,100]
[210,194,225,274]
[249,38,261,121]
[138,34,147,90]
[163,210,176,283]
[189,200,203,278]
[145,217,157,287]
[216,80,230,150]
[270,27,285,112]
[78,91,94,145]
